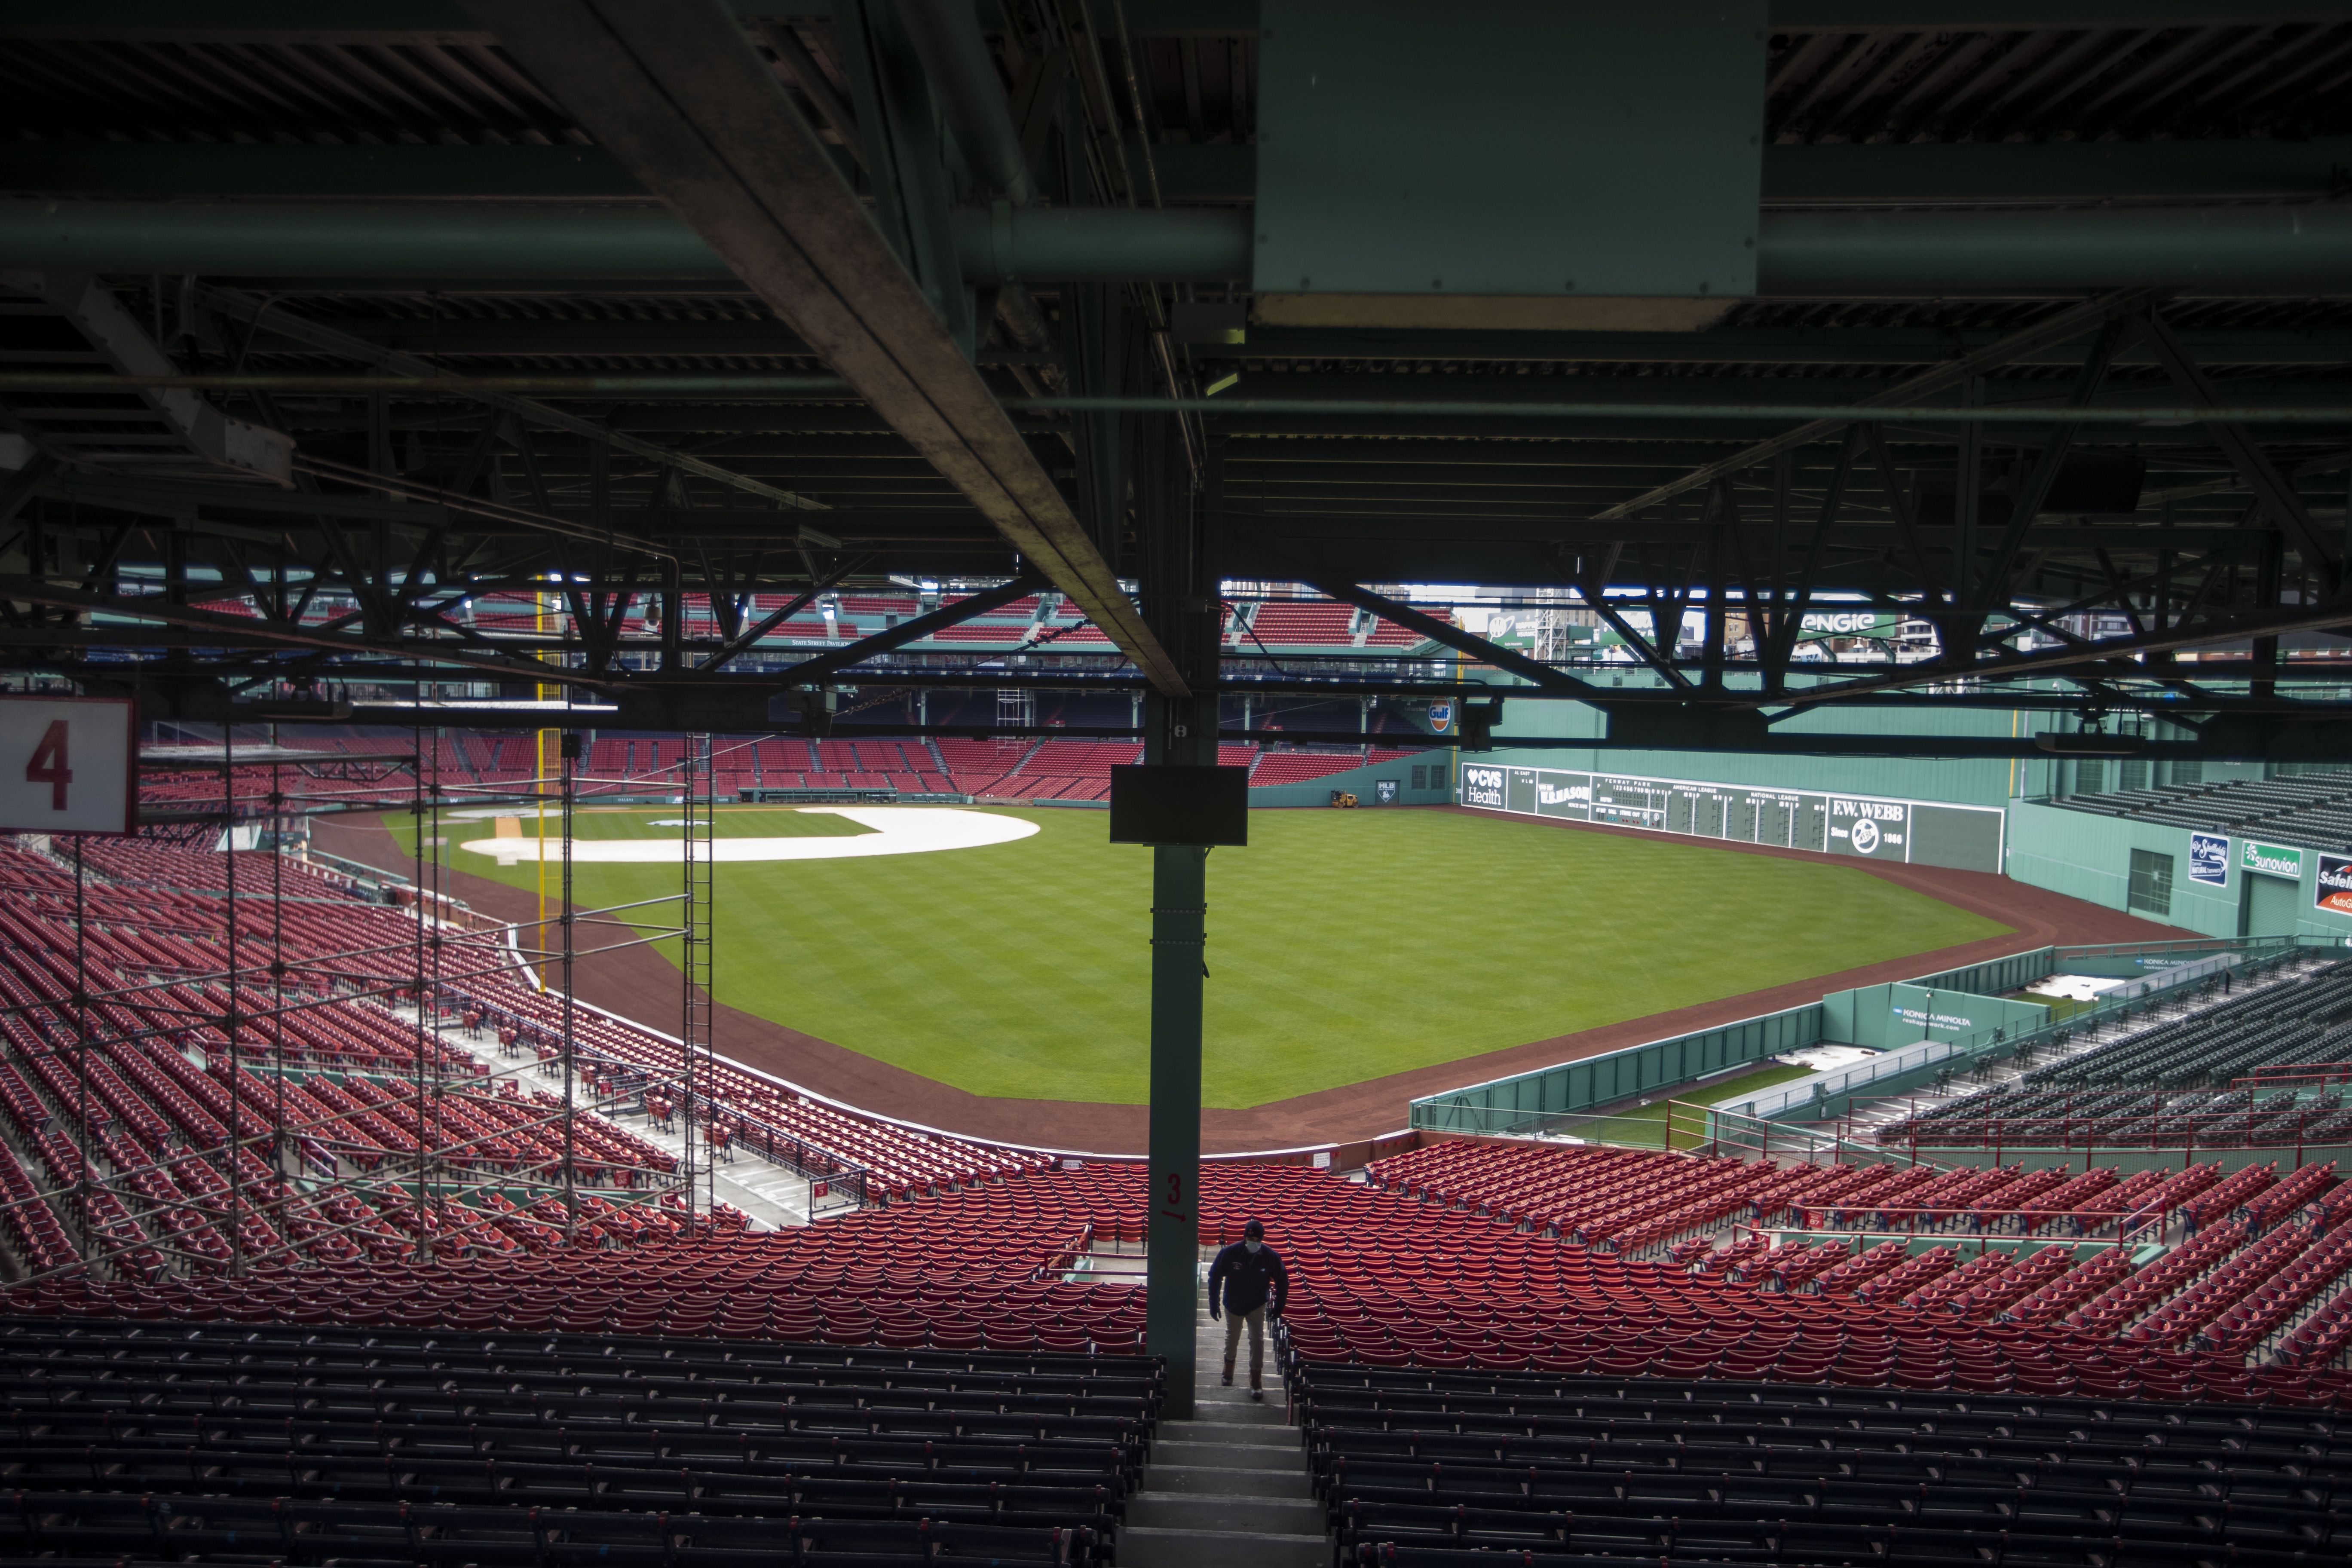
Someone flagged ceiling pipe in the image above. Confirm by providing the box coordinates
[951,204,1248,283]
[8,201,2352,296]
[891,0,1066,402]
[895,0,1040,206]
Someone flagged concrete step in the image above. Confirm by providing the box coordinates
[1144,1464,1305,1498]
[1154,1439,1306,1473]
[1125,1491,1324,1533]
[1119,1524,1327,1568]
[1159,1418,1296,1449]
[1185,1401,1298,1429]
[1194,1375,1286,1403]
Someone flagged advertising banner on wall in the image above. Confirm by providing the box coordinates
[2317,854,2352,916]
[2242,840,2305,879]
[1461,763,1506,808]
[2189,832,2231,886]
[1827,795,1908,858]
[1534,772,1591,818]
[1795,611,1900,642]
[1462,763,2003,873]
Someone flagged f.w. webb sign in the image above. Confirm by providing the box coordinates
[0,696,135,836]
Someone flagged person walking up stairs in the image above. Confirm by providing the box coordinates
[1210,1219,1286,1399]
[1117,1219,1326,1568]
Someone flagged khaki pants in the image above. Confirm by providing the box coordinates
[1222,1305,1266,1382]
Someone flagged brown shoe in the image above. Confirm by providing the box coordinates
[1220,1361,1234,1387]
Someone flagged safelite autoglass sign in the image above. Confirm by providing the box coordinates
[2318,854,2352,917]
[2242,840,2305,879]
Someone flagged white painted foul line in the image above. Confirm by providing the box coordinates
[458,805,1039,866]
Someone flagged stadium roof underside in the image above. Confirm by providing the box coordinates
[6,0,2352,756]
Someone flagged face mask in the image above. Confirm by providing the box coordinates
[1243,1240,1262,1255]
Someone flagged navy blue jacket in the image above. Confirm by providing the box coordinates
[1207,1240,1288,1317]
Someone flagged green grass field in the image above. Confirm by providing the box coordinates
[389,805,2010,1108]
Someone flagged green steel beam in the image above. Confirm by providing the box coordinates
[1764,138,2352,205]
[460,0,1188,699]
[1767,2,2352,24]
[9,2,2352,35]
[12,199,2352,294]
[23,369,2352,421]
[1117,140,2352,207]
[16,138,2347,208]
[1176,370,2352,410]
[224,315,2352,368]
[0,141,649,199]
[1764,205,2352,297]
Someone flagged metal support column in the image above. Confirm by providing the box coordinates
[680,733,716,1228]
[1146,825,1206,1415]
[1140,416,1219,1417]
[224,722,242,1276]
[70,836,90,1268]
[560,732,579,1243]
[409,721,432,1264]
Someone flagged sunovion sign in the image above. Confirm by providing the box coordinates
[2188,832,2230,887]
[2242,840,2305,879]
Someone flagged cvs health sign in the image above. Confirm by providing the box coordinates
[1461,765,1506,808]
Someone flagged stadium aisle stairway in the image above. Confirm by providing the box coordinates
[1115,1304,1325,1568]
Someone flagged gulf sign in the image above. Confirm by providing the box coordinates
[0,695,136,835]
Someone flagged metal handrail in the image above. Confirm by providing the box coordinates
[1779,1199,2177,1246]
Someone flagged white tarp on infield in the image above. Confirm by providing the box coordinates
[459,805,1038,866]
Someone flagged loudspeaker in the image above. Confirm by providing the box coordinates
[1109,766,1250,847]
[1459,699,1504,751]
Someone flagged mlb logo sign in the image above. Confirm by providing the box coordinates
[2188,832,2230,887]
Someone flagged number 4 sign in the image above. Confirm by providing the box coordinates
[0,696,135,835]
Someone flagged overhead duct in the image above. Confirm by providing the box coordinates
[4,202,2352,297]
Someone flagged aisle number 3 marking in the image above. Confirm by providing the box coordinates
[23,720,72,810]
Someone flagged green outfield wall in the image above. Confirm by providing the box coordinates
[1458,759,2007,873]
[1413,935,2315,1138]
[1409,1002,1827,1136]
[1246,752,1454,809]
[2006,798,2352,944]
[1481,690,2039,807]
